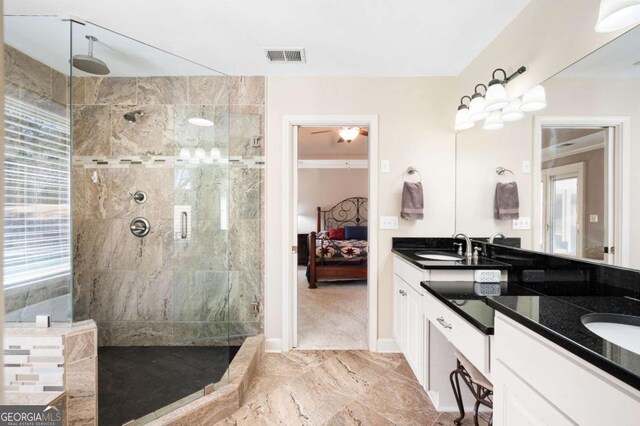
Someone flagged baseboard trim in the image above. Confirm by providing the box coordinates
[265,338,282,353]
[376,338,400,353]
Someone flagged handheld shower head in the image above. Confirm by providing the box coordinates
[72,35,110,75]
[124,110,144,123]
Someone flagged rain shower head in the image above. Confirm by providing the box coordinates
[72,35,110,75]
[124,110,144,123]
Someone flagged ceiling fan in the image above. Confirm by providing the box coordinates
[311,127,368,143]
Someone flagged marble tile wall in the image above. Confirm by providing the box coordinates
[72,75,265,346]
[3,44,72,321]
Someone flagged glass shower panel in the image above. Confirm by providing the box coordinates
[3,16,73,324]
[68,20,231,423]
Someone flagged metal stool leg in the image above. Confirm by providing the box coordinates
[449,362,465,425]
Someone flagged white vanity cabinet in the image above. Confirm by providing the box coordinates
[492,313,640,426]
[393,258,427,385]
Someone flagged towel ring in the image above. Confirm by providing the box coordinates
[496,167,514,177]
[404,167,422,182]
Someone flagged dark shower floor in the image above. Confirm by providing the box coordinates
[98,346,240,426]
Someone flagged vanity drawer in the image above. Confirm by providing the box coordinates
[423,291,490,373]
[393,256,429,292]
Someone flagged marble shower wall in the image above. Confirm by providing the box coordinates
[3,44,72,321]
[72,75,265,346]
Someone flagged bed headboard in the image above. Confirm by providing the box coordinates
[316,197,368,232]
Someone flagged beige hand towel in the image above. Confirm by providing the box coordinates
[494,182,519,220]
[401,181,424,220]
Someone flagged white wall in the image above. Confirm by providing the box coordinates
[456,78,640,267]
[266,77,458,346]
[297,168,368,234]
[264,0,635,348]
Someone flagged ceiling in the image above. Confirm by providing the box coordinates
[298,127,368,160]
[555,24,640,79]
[541,128,605,161]
[541,128,604,149]
[4,0,531,76]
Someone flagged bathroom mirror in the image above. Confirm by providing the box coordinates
[455,24,640,269]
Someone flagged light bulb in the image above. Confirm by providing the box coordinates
[595,0,640,32]
[179,148,191,159]
[502,98,524,122]
[483,110,504,130]
[454,107,474,131]
[520,85,547,112]
[468,95,489,122]
[210,147,221,160]
[485,82,509,112]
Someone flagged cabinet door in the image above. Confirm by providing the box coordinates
[393,274,406,352]
[404,283,424,384]
[493,360,576,426]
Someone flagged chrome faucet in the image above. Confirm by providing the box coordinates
[489,233,506,244]
[453,233,472,259]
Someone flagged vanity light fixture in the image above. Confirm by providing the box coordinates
[485,69,510,112]
[454,96,474,131]
[210,147,221,160]
[595,0,640,32]
[468,84,490,122]
[520,84,547,111]
[483,110,504,130]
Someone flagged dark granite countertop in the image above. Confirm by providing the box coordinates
[420,281,536,334]
[487,294,640,391]
[393,249,511,270]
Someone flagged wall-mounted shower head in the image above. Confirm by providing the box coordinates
[72,35,110,75]
[124,110,144,124]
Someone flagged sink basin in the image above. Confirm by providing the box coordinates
[581,313,640,355]
[415,251,465,261]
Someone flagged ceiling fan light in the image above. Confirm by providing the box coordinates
[520,85,547,112]
[454,107,474,131]
[339,127,360,142]
[485,81,509,112]
[483,110,504,130]
[502,98,524,122]
[188,117,214,127]
[468,94,489,122]
[595,0,640,32]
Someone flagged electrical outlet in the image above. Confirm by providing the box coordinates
[512,216,531,230]
[381,160,390,173]
[380,216,398,229]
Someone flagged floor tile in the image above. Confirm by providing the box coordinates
[325,400,395,426]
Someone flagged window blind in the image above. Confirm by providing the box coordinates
[3,96,71,289]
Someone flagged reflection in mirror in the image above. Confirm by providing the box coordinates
[456,23,640,268]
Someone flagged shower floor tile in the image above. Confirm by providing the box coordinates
[98,345,240,426]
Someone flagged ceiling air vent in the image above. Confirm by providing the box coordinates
[265,48,306,63]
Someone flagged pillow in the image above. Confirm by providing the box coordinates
[344,226,367,240]
[317,231,330,240]
[329,228,345,240]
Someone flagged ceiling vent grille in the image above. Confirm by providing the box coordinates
[265,48,306,63]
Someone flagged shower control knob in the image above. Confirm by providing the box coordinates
[130,217,150,237]
[130,191,147,204]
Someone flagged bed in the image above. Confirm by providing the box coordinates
[306,197,368,289]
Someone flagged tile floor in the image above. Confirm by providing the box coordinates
[215,350,476,425]
[297,267,368,350]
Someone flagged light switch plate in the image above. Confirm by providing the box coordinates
[521,160,531,174]
[380,216,398,229]
[590,214,599,223]
[381,160,390,173]
[512,216,531,230]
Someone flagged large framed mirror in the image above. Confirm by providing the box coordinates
[455,23,640,269]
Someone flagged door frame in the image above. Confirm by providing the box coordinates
[533,116,630,266]
[281,114,379,352]
[541,162,585,257]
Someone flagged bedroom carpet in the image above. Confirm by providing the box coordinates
[297,266,368,350]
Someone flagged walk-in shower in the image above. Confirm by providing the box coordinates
[3,15,263,425]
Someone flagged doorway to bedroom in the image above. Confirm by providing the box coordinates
[295,126,369,349]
